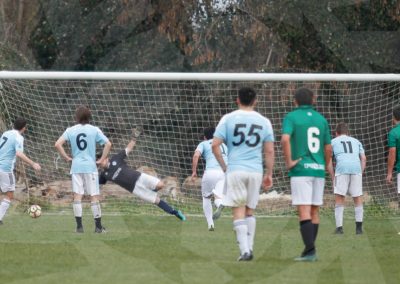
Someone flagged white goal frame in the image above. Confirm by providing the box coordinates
[1,71,400,81]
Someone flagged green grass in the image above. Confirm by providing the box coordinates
[0,214,399,284]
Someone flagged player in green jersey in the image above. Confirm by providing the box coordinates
[386,106,400,193]
[281,87,332,262]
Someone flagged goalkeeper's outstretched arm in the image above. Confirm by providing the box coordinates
[125,127,142,155]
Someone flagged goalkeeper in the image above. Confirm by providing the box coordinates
[97,128,186,221]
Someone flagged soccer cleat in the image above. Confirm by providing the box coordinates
[356,227,363,235]
[76,227,84,233]
[335,226,344,234]
[248,250,254,260]
[95,226,106,234]
[208,225,215,231]
[237,252,252,262]
[212,205,224,220]
[0,220,3,225]
[294,254,318,262]
[175,210,186,221]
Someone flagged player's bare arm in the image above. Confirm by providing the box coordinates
[387,147,396,183]
[360,153,367,173]
[281,134,301,170]
[326,160,334,180]
[262,141,274,191]
[324,144,333,169]
[54,136,72,162]
[125,127,142,155]
[211,137,227,172]
[125,139,136,155]
[96,141,112,164]
[16,151,41,171]
[191,150,201,178]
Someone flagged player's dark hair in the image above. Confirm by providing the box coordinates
[238,87,256,106]
[203,127,215,140]
[294,87,314,105]
[336,122,349,135]
[75,105,91,124]
[13,117,27,130]
[393,106,400,121]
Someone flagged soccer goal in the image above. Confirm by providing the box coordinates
[0,71,399,216]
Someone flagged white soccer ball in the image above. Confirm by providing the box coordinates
[28,205,42,218]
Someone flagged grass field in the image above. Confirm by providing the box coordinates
[0,213,399,284]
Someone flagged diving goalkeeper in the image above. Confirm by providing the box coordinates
[97,128,186,221]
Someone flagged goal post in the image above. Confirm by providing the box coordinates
[0,71,399,216]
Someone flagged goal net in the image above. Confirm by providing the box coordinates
[0,72,399,216]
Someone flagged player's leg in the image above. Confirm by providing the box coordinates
[72,174,85,232]
[0,172,15,223]
[350,175,363,234]
[212,179,225,220]
[201,171,215,230]
[291,177,317,261]
[83,173,105,233]
[134,174,186,221]
[309,177,324,255]
[245,172,263,259]
[225,171,251,261]
[334,175,349,234]
[233,206,251,261]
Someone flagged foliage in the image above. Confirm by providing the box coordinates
[1,0,400,72]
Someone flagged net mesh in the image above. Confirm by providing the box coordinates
[0,78,399,216]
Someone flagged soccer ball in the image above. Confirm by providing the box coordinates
[28,205,42,218]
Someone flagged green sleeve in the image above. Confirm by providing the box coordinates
[282,115,293,135]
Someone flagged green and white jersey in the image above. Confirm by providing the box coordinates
[282,105,331,177]
[388,123,400,172]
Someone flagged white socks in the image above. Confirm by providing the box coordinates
[355,205,363,223]
[233,219,249,255]
[335,204,344,228]
[91,201,102,219]
[73,201,82,217]
[202,197,213,228]
[246,215,256,251]
[214,198,222,209]
[0,199,11,221]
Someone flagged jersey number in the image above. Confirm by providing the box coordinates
[307,127,320,153]
[76,133,87,150]
[232,124,262,147]
[340,141,353,153]
[0,137,8,149]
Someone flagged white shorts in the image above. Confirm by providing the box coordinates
[72,173,99,196]
[397,174,400,194]
[223,171,262,209]
[334,174,362,197]
[212,179,225,199]
[201,169,225,198]
[133,173,160,204]
[291,176,325,206]
[0,172,15,192]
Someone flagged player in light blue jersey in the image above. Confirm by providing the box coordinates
[191,127,227,231]
[213,87,275,261]
[328,122,366,235]
[55,106,111,233]
[0,118,41,224]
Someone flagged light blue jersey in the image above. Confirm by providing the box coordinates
[196,139,228,170]
[214,109,274,173]
[62,124,109,174]
[331,135,364,175]
[0,130,24,172]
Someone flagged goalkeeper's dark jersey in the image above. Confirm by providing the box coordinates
[99,150,141,192]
